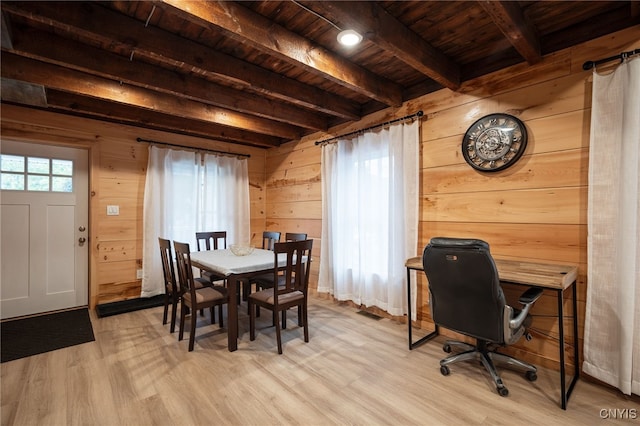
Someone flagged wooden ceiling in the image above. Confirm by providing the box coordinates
[1,1,638,148]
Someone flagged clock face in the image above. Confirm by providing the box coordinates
[462,113,528,172]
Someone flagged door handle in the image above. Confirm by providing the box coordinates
[78,237,86,246]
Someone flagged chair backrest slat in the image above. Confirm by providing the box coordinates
[284,232,307,242]
[173,241,197,297]
[159,237,178,295]
[196,231,227,251]
[262,231,281,250]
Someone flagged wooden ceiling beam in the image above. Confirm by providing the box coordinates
[1,11,13,50]
[540,7,638,54]
[306,1,460,91]
[158,0,404,107]
[10,27,328,132]
[44,90,283,148]
[1,53,302,140]
[1,1,361,121]
[1,78,47,107]
[479,0,542,65]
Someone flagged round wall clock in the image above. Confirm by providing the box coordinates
[461,113,528,172]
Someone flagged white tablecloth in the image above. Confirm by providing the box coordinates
[190,248,285,276]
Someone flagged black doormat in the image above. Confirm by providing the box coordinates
[1,308,95,363]
[96,294,165,318]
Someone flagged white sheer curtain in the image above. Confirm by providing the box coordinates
[318,120,419,316]
[200,152,250,242]
[141,146,250,297]
[583,56,640,396]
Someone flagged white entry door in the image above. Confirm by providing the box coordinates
[1,141,88,319]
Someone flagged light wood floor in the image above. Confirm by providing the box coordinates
[2,296,638,425]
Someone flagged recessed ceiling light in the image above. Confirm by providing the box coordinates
[337,29,363,46]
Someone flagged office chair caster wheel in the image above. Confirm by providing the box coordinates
[440,366,450,376]
[497,386,509,397]
[443,344,452,353]
[526,371,537,382]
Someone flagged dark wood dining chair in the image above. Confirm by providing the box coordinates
[195,231,227,283]
[195,230,234,310]
[282,233,308,324]
[261,231,281,250]
[196,231,227,250]
[249,239,313,354]
[253,232,307,292]
[159,237,180,333]
[160,237,212,330]
[284,232,308,242]
[242,231,281,304]
[174,241,228,352]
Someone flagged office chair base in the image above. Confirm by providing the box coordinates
[439,339,537,397]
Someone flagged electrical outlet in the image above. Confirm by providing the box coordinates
[136,269,143,279]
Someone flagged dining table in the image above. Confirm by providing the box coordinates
[189,247,288,351]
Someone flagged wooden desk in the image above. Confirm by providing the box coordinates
[405,256,579,410]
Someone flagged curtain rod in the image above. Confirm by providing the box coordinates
[314,110,424,146]
[582,48,640,70]
[136,138,250,158]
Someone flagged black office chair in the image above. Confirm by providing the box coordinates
[422,237,543,397]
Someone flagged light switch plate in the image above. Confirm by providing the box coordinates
[107,205,119,216]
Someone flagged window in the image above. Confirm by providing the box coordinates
[141,146,250,298]
[319,120,419,317]
[1,154,73,192]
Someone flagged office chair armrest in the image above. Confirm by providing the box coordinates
[508,287,543,330]
[519,287,543,305]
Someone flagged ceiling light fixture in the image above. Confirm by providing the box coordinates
[337,29,363,47]
[291,0,363,47]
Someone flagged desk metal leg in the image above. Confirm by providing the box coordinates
[407,267,414,350]
[227,276,238,352]
[407,266,438,350]
[571,282,580,397]
[557,282,579,409]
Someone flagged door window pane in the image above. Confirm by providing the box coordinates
[28,157,50,174]
[52,176,72,192]
[1,172,24,190]
[52,159,73,176]
[28,175,50,191]
[1,155,25,172]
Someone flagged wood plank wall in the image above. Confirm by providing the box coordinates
[1,26,637,371]
[264,27,640,372]
[0,108,267,307]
